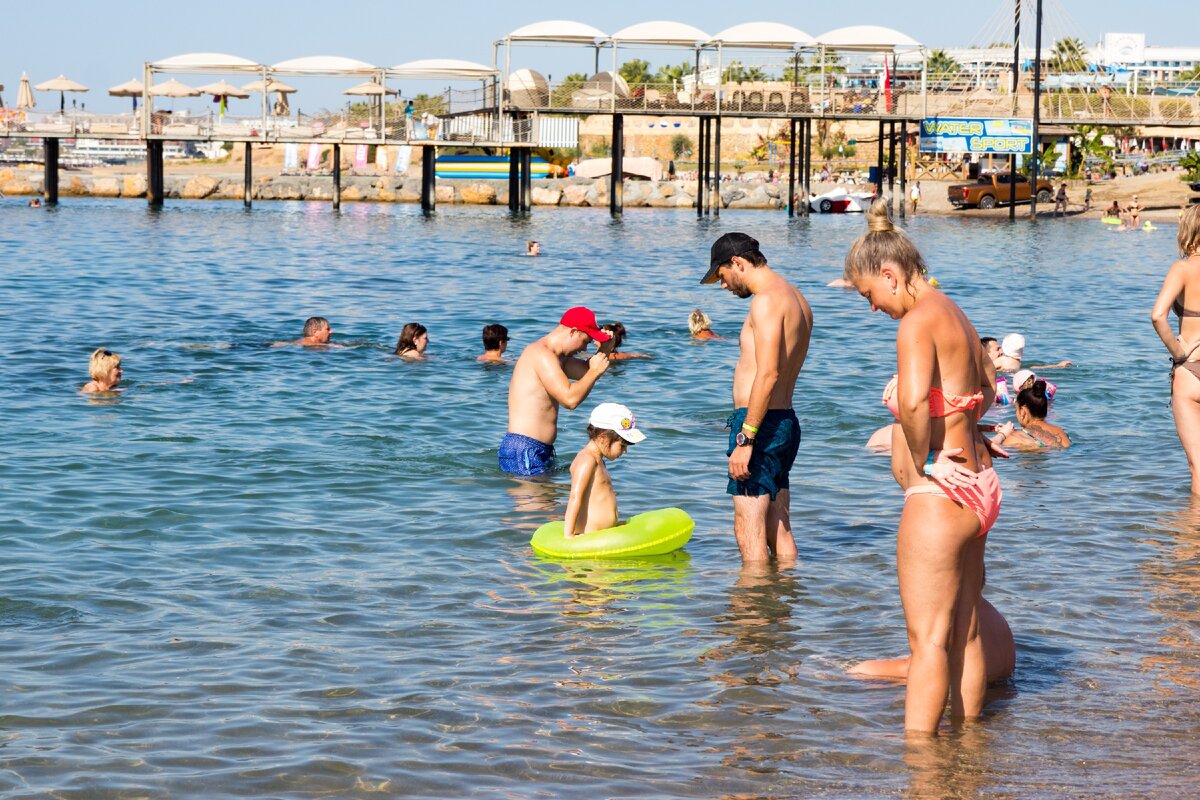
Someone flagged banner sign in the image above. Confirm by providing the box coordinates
[919,118,1033,155]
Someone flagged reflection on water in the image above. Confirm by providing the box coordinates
[2,199,1197,796]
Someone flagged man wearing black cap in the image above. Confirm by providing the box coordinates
[701,233,812,562]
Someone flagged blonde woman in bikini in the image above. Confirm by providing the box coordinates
[1151,205,1200,493]
[845,200,1001,735]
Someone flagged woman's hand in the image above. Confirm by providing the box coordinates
[926,448,978,488]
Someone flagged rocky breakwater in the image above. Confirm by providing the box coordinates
[0,168,789,210]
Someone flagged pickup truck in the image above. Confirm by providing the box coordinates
[949,174,1054,209]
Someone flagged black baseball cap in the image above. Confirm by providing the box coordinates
[701,232,759,285]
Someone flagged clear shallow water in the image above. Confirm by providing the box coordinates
[2,198,1197,798]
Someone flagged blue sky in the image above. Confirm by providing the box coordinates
[1,0,1183,113]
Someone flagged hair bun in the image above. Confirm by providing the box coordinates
[866,200,894,234]
[1032,379,1048,398]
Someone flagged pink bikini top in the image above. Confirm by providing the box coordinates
[882,375,985,419]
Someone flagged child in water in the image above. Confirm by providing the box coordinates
[564,403,646,536]
[81,348,123,393]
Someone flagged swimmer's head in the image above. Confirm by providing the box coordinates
[844,200,927,282]
[526,240,541,256]
[89,348,122,382]
[702,232,766,298]
[395,322,428,356]
[1179,205,1200,257]
[1001,333,1025,360]
[302,316,331,343]
[482,323,508,353]
[981,337,1000,362]
[689,309,713,336]
[600,322,626,350]
[1016,379,1050,421]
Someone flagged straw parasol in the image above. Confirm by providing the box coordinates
[242,78,296,94]
[16,73,35,110]
[108,78,144,112]
[344,81,396,129]
[195,80,250,98]
[35,74,88,113]
[149,78,201,113]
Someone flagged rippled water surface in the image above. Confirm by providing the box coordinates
[3,198,1198,798]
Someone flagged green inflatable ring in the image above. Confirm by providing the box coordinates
[530,507,694,559]
[1101,217,1123,225]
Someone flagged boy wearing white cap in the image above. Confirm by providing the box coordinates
[564,403,646,537]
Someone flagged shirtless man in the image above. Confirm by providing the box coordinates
[701,233,813,561]
[295,316,332,346]
[499,307,611,477]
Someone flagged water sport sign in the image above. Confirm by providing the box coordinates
[919,118,1033,155]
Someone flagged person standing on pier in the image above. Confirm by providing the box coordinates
[701,233,812,562]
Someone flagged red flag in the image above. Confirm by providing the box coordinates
[884,57,893,112]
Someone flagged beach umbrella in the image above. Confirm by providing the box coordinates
[35,74,88,113]
[149,79,201,98]
[344,82,396,129]
[108,78,144,112]
[16,73,35,110]
[241,78,296,95]
[195,80,250,99]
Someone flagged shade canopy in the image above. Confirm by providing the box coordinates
[149,79,202,98]
[343,81,398,96]
[389,59,497,80]
[506,20,607,43]
[609,21,710,46]
[242,78,297,94]
[271,56,377,76]
[708,22,815,49]
[196,80,250,98]
[816,25,922,52]
[152,52,262,71]
[35,74,88,92]
[507,68,549,106]
[108,78,145,97]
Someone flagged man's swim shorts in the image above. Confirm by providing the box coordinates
[726,408,801,501]
[498,432,556,477]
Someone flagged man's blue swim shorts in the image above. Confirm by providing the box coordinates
[498,432,556,477]
[726,408,801,501]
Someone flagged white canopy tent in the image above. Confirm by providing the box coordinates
[499,21,610,109]
[706,22,818,112]
[606,21,712,111]
[813,25,926,112]
[270,56,378,77]
[147,53,270,131]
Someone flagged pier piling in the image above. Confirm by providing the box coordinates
[899,122,908,218]
[420,145,435,214]
[507,148,519,213]
[887,121,897,214]
[520,148,532,213]
[787,119,797,218]
[332,144,341,210]
[146,140,164,207]
[712,117,721,218]
[43,138,59,206]
[610,114,624,218]
[876,121,885,202]
[802,119,811,216]
[243,142,252,208]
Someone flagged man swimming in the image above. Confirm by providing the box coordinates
[701,233,813,562]
[499,307,611,477]
[295,316,332,346]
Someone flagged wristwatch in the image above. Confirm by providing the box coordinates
[735,432,755,447]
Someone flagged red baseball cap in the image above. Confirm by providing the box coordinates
[560,306,611,342]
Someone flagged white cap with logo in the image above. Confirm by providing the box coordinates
[589,402,646,443]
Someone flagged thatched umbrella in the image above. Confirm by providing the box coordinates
[196,80,249,119]
[243,78,296,118]
[149,79,201,113]
[108,78,144,112]
[35,74,88,113]
[343,81,396,128]
[16,73,35,110]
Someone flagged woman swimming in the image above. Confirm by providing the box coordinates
[394,323,429,360]
[1151,205,1200,493]
[992,379,1071,450]
[845,200,1001,734]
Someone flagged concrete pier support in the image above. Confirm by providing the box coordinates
[421,145,436,214]
[243,142,252,208]
[520,148,532,213]
[802,119,811,216]
[507,148,519,213]
[147,140,164,206]
[899,122,907,218]
[787,118,797,218]
[332,144,341,209]
[43,138,59,205]
[696,117,706,218]
[610,114,623,218]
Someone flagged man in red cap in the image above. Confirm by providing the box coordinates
[702,232,813,562]
[499,306,612,476]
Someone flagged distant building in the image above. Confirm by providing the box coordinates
[1091,33,1200,81]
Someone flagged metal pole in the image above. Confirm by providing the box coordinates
[332,143,341,209]
[611,114,623,217]
[696,117,706,218]
[43,138,59,205]
[887,121,897,213]
[1010,0,1021,221]
[244,141,252,208]
[713,115,721,217]
[508,147,519,212]
[1031,0,1043,219]
[787,117,797,217]
[899,121,907,218]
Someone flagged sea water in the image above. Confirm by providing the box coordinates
[1,198,1197,797]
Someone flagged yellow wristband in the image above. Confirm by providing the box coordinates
[742,422,759,434]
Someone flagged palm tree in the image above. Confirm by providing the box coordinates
[654,61,693,85]
[723,62,767,83]
[1179,64,1200,82]
[926,49,961,77]
[618,59,652,87]
[1047,37,1088,73]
